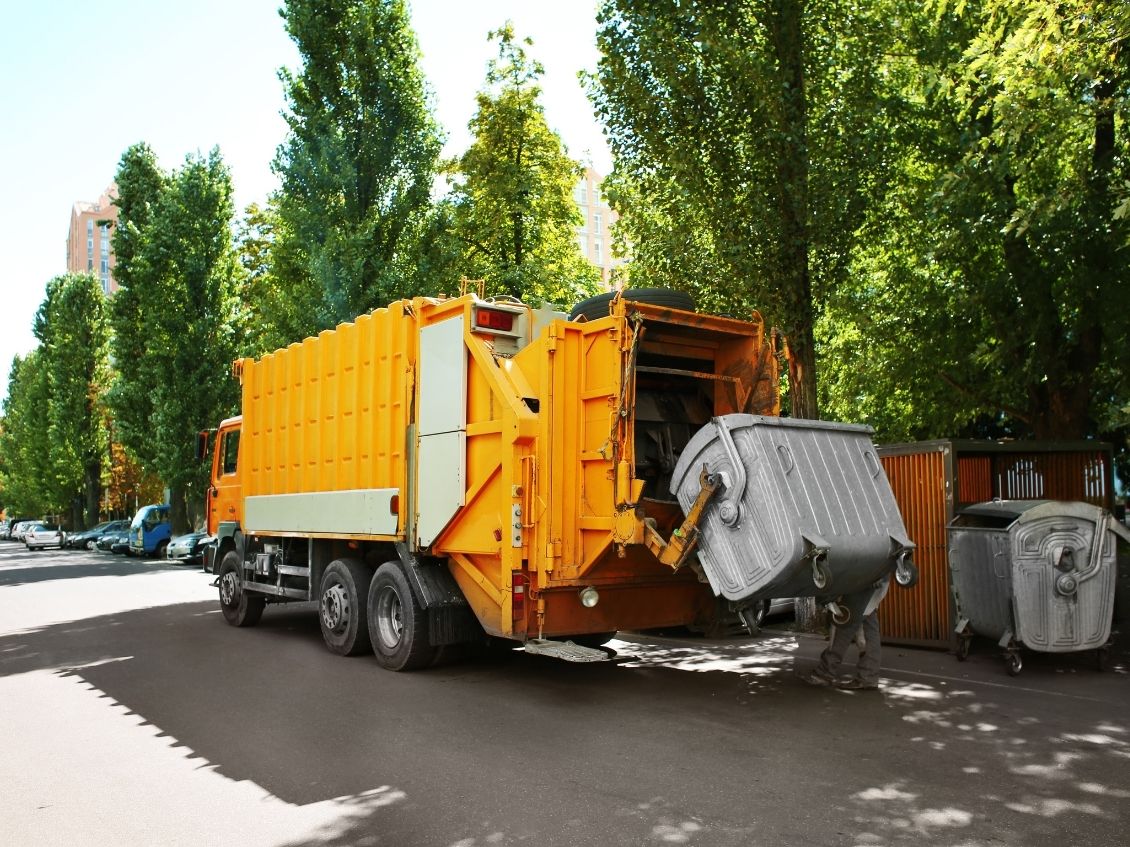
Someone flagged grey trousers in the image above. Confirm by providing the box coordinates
[816,604,882,684]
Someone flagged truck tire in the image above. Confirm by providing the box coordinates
[154,539,168,560]
[218,551,265,627]
[319,558,373,656]
[368,561,436,671]
[568,287,695,322]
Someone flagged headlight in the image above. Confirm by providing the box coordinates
[579,586,600,608]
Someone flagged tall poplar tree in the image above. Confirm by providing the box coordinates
[273,0,443,328]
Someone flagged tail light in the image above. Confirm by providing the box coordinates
[475,308,515,332]
[512,571,525,618]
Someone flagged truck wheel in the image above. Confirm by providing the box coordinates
[568,632,618,649]
[319,559,373,656]
[368,561,435,671]
[154,540,168,560]
[218,552,265,627]
[568,287,696,321]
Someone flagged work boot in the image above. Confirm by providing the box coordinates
[803,668,838,687]
[837,677,880,691]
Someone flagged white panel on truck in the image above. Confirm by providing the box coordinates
[417,315,467,547]
[417,430,465,547]
[418,316,467,436]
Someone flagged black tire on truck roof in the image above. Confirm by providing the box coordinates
[568,287,695,321]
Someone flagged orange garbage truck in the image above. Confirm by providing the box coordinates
[200,290,916,670]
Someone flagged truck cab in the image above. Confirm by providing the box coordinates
[129,504,171,558]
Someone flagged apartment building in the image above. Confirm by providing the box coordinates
[66,184,118,294]
[574,167,623,287]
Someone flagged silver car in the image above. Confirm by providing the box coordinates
[25,523,65,550]
[11,520,36,542]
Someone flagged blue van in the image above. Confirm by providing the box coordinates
[129,504,172,558]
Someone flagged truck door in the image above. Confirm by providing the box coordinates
[210,423,242,532]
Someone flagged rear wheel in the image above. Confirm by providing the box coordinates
[154,540,169,560]
[218,551,265,627]
[368,561,435,671]
[319,558,373,656]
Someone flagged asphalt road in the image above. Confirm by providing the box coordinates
[2,541,1128,847]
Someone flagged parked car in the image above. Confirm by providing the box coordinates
[96,527,132,553]
[67,520,128,550]
[25,523,65,551]
[0,519,11,539]
[128,504,172,558]
[166,531,211,565]
[11,520,36,542]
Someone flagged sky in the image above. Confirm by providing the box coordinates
[0,0,611,400]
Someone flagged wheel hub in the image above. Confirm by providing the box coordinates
[376,586,404,648]
[321,583,350,632]
[219,571,238,606]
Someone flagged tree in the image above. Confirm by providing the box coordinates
[0,352,53,517]
[274,0,443,326]
[35,274,111,528]
[137,150,247,533]
[108,143,166,471]
[447,24,601,304]
[590,0,901,419]
[818,1,1130,481]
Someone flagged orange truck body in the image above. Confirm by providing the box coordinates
[204,292,779,661]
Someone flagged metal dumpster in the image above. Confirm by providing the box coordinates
[670,415,917,624]
[948,500,1130,674]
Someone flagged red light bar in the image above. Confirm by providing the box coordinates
[475,309,515,332]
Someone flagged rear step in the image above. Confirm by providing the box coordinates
[523,639,611,663]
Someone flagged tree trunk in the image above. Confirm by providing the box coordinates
[84,460,102,528]
[768,0,824,631]
[170,483,190,535]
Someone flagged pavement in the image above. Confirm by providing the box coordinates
[2,543,1128,846]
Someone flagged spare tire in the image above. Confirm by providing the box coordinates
[568,287,696,321]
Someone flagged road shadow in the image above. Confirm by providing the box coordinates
[2,598,1128,846]
[0,545,193,587]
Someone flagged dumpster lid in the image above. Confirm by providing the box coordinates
[956,500,1049,521]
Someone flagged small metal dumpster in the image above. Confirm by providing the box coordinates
[948,500,1130,675]
[671,415,917,626]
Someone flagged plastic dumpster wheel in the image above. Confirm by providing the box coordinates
[218,551,265,627]
[955,636,971,662]
[1005,652,1023,676]
[811,559,832,591]
[319,558,373,657]
[1096,646,1109,672]
[368,561,436,671]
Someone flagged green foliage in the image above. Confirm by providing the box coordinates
[0,352,53,517]
[447,24,601,304]
[589,0,902,418]
[107,147,247,531]
[0,274,111,525]
[819,0,1130,465]
[273,0,443,328]
[108,143,166,469]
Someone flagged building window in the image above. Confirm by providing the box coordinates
[594,239,603,263]
[87,258,93,271]
[577,182,587,205]
[594,213,602,235]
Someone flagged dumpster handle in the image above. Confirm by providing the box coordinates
[711,416,747,528]
[1059,512,1110,594]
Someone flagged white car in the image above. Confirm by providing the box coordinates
[11,520,35,541]
[25,523,65,550]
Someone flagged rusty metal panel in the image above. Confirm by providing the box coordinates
[991,451,1109,507]
[957,456,992,505]
[879,450,952,647]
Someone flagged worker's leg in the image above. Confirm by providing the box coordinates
[847,611,882,688]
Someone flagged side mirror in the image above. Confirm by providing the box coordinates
[195,430,211,462]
